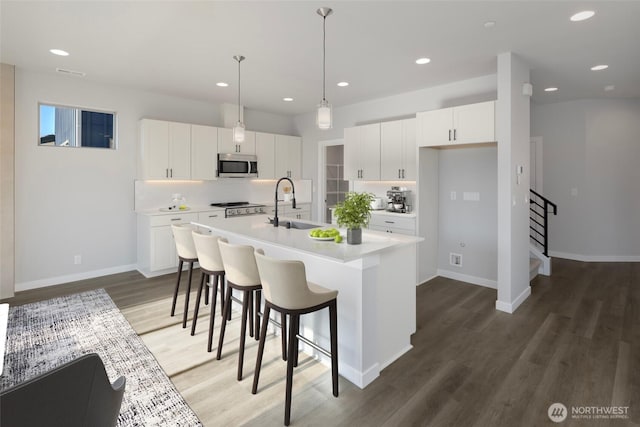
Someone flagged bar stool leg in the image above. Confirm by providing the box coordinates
[204,281,210,306]
[207,274,219,352]
[329,300,339,397]
[248,292,254,338]
[284,313,299,426]
[182,261,195,328]
[216,288,233,360]
[171,260,184,316]
[190,272,206,336]
[293,318,300,367]
[281,313,287,361]
[237,290,250,381]
[252,304,271,394]
[219,274,226,318]
[254,289,261,341]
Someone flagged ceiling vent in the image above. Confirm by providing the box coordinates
[56,68,86,77]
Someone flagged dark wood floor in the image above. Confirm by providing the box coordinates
[4,258,639,426]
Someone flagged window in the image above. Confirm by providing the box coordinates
[39,103,116,149]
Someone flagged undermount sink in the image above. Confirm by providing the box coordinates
[267,218,319,230]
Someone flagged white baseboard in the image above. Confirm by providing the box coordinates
[549,251,640,263]
[436,269,497,289]
[495,286,532,314]
[418,274,438,286]
[379,344,413,371]
[15,264,137,292]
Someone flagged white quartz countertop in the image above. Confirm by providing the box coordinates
[136,206,224,216]
[370,210,416,218]
[192,215,422,263]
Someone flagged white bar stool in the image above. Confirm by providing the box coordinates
[253,250,339,426]
[216,240,263,381]
[191,231,227,352]
[171,224,199,329]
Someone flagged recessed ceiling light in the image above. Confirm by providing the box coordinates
[337,82,349,87]
[49,49,69,56]
[544,87,559,92]
[570,11,595,22]
[604,85,615,91]
[590,64,608,71]
[216,82,229,87]
[283,97,294,102]
[415,57,431,65]
[484,21,496,28]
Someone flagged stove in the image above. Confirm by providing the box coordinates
[210,201,266,218]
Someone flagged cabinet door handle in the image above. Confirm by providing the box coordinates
[166,168,169,178]
[449,129,451,141]
[170,168,173,178]
[402,169,405,178]
[384,220,395,224]
[209,214,218,218]
[171,218,182,221]
[398,169,401,178]
[454,129,457,141]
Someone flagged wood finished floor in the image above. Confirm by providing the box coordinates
[3,258,639,426]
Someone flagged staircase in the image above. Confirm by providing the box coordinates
[529,189,557,281]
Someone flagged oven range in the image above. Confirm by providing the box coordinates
[210,201,266,218]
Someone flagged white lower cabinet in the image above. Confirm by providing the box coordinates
[265,203,311,221]
[137,212,198,277]
[368,214,416,236]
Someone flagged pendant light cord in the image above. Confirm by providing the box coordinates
[322,14,326,102]
[237,58,241,122]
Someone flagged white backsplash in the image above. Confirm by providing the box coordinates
[135,179,312,212]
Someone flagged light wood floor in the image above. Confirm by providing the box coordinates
[4,259,639,426]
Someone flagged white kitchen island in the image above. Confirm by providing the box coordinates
[193,215,422,389]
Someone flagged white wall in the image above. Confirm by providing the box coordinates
[437,145,498,284]
[532,98,640,260]
[14,69,295,290]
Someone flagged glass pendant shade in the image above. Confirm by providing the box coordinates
[233,122,245,143]
[316,99,332,130]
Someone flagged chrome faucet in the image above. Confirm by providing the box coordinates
[273,177,296,227]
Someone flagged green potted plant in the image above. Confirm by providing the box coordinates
[333,192,374,244]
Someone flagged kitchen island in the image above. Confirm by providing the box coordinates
[193,215,422,389]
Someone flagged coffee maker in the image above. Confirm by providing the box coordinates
[386,187,411,213]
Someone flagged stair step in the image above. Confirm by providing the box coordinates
[530,258,542,282]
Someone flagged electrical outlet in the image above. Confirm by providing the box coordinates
[74,255,82,265]
[450,253,462,267]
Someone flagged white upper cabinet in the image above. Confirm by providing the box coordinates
[417,100,495,147]
[275,135,302,179]
[139,119,191,179]
[191,124,218,180]
[256,132,276,179]
[380,118,416,181]
[344,123,381,181]
[217,127,256,155]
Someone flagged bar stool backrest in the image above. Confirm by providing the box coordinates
[255,251,321,310]
[171,224,198,260]
[192,231,226,272]
[218,240,260,287]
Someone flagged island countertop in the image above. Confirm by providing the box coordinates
[192,215,422,263]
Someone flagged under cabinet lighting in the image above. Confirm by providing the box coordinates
[415,57,431,65]
[590,64,608,71]
[544,87,558,92]
[337,82,349,87]
[283,97,294,102]
[216,82,229,87]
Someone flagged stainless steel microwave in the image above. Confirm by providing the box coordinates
[217,153,258,178]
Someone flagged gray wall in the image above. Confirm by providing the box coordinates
[437,145,497,281]
[532,98,640,260]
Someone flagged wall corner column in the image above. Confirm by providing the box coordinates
[496,52,531,313]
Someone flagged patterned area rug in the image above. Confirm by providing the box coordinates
[0,289,202,426]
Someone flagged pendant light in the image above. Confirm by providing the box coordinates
[316,7,333,130]
[233,55,245,143]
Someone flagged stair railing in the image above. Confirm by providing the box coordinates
[529,189,557,256]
